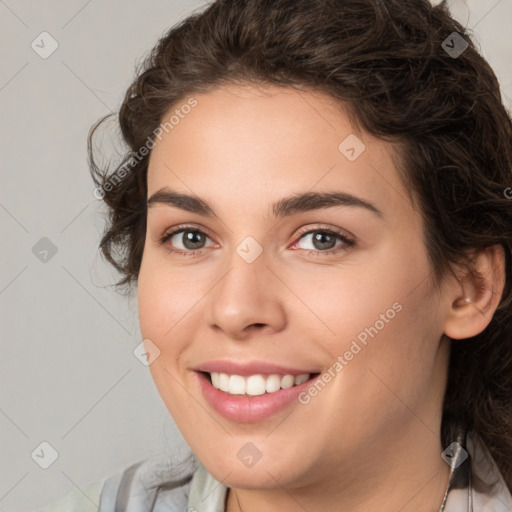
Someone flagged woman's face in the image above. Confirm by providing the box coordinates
[138,84,452,491]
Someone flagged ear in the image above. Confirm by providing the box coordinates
[443,244,506,340]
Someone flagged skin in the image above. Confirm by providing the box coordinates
[137,84,505,512]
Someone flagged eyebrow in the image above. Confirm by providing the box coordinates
[147,187,383,219]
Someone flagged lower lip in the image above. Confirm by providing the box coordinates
[195,371,318,423]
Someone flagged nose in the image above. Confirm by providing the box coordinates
[204,245,287,340]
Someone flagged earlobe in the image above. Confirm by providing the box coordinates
[443,244,506,340]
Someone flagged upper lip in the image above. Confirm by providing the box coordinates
[195,360,319,377]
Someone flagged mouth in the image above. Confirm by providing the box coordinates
[195,370,321,423]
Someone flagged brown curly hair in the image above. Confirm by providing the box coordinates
[88,0,512,490]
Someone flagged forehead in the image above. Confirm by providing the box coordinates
[146,84,415,223]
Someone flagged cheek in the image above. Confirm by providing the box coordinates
[137,257,199,419]
[302,258,409,356]
[331,277,441,421]
[312,242,439,391]
[137,249,205,343]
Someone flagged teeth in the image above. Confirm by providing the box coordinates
[280,375,295,389]
[209,372,311,395]
[211,372,220,389]
[294,373,309,385]
[265,374,281,393]
[218,373,230,392]
[228,375,246,395]
[246,375,266,396]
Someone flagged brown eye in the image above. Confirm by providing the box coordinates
[294,228,355,254]
[176,230,208,250]
[159,226,214,254]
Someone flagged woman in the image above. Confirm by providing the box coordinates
[38,0,512,510]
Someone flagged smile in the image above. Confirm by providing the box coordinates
[195,368,321,423]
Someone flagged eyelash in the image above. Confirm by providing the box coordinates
[158,224,355,257]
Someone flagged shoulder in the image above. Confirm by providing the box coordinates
[467,431,512,510]
[100,456,196,510]
[33,454,198,512]
[34,478,106,512]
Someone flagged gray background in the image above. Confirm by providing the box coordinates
[0,1,511,511]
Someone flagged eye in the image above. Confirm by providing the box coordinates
[158,225,215,254]
[291,226,355,255]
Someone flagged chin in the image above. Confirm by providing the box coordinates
[213,465,282,489]
[202,453,307,489]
